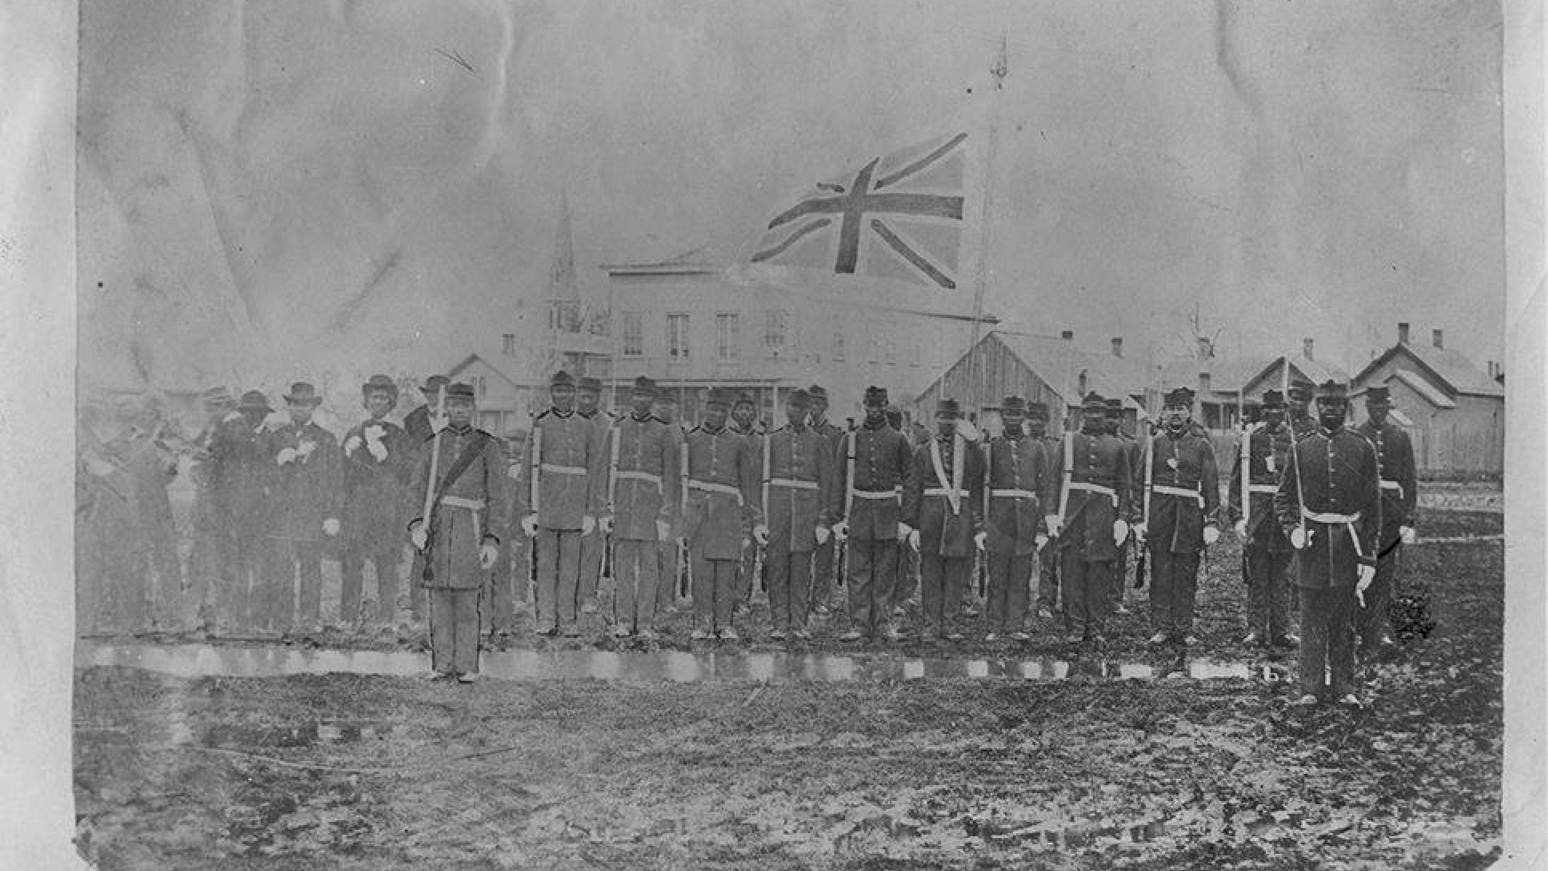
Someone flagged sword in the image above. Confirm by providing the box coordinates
[1134,411,1154,590]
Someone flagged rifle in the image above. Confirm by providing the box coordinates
[418,385,448,582]
[977,436,990,597]
[1238,415,1253,586]
[840,430,856,590]
[679,437,690,600]
[1134,411,1154,589]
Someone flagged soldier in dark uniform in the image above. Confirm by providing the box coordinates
[1228,388,1298,647]
[1354,385,1417,656]
[682,387,759,640]
[518,371,604,636]
[1043,393,1133,644]
[602,376,678,639]
[652,392,688,615]
[1287,380,1317,440]
[407,382,508,682]
[1031,402,1063,621]
[805,384,845,618]
[575,376,608,616]
[888,403,926,619]
[831,386,913,642]
[981,396,1049,641]
[403,374,449,627]
[1136,387,1221,646]
[1275,380,1381,707]
[752,389,835,640]
[489,427,528,638]
[340,375,415,632]
[730,392,764,613]
[1105,398,1140,616]
[256,383,342,634]
[902,398,986,642]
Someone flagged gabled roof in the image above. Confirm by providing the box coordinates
[1386,369,1457,409]
[1160,354,1348,396]
[989,331,1150,407]
[1353,342,1503,399]
[446,353,526,390]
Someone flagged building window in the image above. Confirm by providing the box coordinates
[502,333,516,356]
[832,330,845,362]
[716,312,739,361]
[548,301,580,333]
[667,313,690,359]
[765,310,788,355]
[622,312,643,357]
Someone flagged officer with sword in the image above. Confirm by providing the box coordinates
[830,386,914,643]
[980,396,1050,642]
[681,387,760,640]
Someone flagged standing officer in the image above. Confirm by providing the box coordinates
[340,374,415,632]
[1031,402,1063,622]
[1275,380,1380,707]
[652,391,688,615]
[888,404,927,620]
[682,387,759,640]
[1105,398,1140,615]
[575,375,609,615]
[806,384,845,618]
[1354,385,1417,656]
[603,376,678,639]
[403,374,449,627]
[257,382,341,634]
[753,389,834,640]
[1228,388,1298,647]
[981,396,1048,641]
[902,398,986,642]
[407,382,507,682]
[1043,393,1133,645]
[730,392,764,613]
[1135,387,1221,646]
[831,386,913,643]
[518,371,604,637]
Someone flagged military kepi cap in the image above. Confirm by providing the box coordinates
[1288,380,1315,402]
[238,390,272,412]
[1105,397,1125,414]
[446,381,475,400]
[578,376,603,394]
[1260,389,1285,409]
[1026,401,1050,420]
[1000,395,1027,413]
[1365,385,1391,405]
[549,370,576,389]
[632,376,658,396]
[936,397,961,416]
[1082,392,1107,410]
[362,374,398,397]
[284,382,323,405]
[864,386,888,405]
[1163,386,1194,407]
[785,389,811,408]
[806,384,829,402]
[734,392,756,408]
[705,386,735,407]
[1316,379,1349,400]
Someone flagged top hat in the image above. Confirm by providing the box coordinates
[238,390,272,412]
[284,382,322,405]
[577,376,603,394]
[863,386,889,405]
[361,374,399,398]
[1000,395,1027,413]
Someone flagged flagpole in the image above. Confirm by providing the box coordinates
[965,36,1008,420]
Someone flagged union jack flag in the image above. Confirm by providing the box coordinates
[749,132,969,290]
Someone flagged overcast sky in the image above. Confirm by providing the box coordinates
[77,0,1506,393]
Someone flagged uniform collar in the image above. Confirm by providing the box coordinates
[447,423,473,436]
[550,407,574,419]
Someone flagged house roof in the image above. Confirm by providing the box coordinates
[1159,354,1349,397]
[987,331,1150,408]
[1385,368,1457,409]
[446,353,526,390]
[1353,343,1503,399]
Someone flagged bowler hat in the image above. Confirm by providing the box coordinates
[361,374,398,398]
[284,382,323,405]
[238,390,272,412]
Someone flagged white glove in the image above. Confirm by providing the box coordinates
[896,522,914,542]
[1113,520,1130,546]
[582,514,597,535]
[409,522,428,551]
[479,541,500,570]
[1045,515,1061,537]
[521,515,539,538]
[598,515,614,535]
[322,517,340,537]
[85,457,117,477]
[753,524,770,546]
[1400,525,1416,545]
[815,525,832,546]
[832,520,850,542]
[1234,519,1248,538]
[1131,521,1147,543]
[1202,525,1220,546]
[657,519,672,542]
[1356,563,1376,606]
[1289,526,1309,550]
[1035,533,1049,551]
[276,447,299,465]
[506,462,522,481]
[367,440,388,462]
[974,531,988,551]
[343,435,362,453]
[907,529,921,552]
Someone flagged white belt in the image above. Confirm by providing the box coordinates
[990,488,1038,499]
[1248,484,1277,494]
[770,477,818,491]
[925,487,970,498]
[1380,480,1404,497]
[615,470,662,486]
[689,480,744,504]
[1300,509,1366,559]
[540,463,588,475]
[851,488,901,500]
[1068,481,1117,506]
[440,496,485,511]
[1153,484,1204,507]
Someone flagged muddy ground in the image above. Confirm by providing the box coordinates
[74,501,1503,869]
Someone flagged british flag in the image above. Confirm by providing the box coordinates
[749,132,969,290]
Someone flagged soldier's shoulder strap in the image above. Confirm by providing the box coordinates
[434,431,494,498]
[534,409,552,421]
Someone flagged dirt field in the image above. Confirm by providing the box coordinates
[74,504,1503,870]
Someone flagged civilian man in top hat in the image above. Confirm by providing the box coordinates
[1028,401,1064,622]
[730,392,764,612]
[753,389,835,640]
[1228,388,1298,648]
[1135,387,1221,646]
[652,391,689,615]
[1275,379,1381,707]
[407,381,508,682]
[257,382,342,634]
[1105,397,1141,615]
[575,375,609,616]
[681,387,759,640]
[602,376,679,639]
[518,370,605,637]
[831,386,913,642]
[339,375,416,632]
[902,397,986,642]
[1354,385,1417,656]
[1043,393,1134,644]
[981,396,1049,641]
[805,384,846,618]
